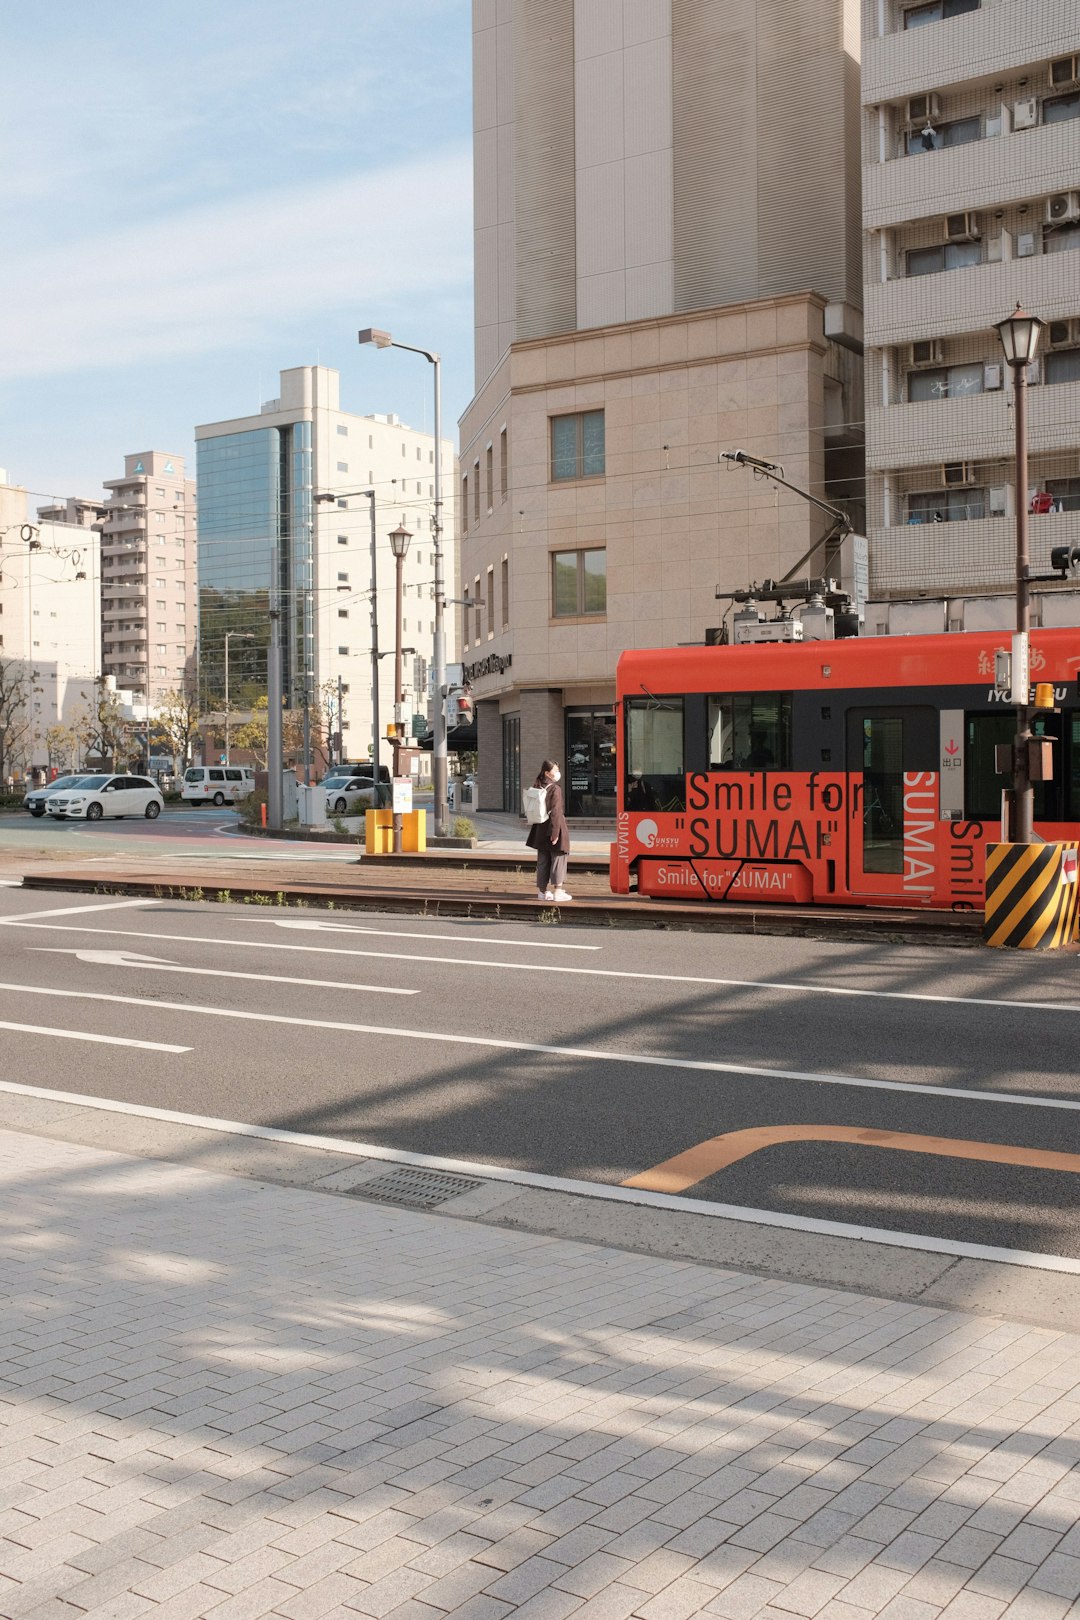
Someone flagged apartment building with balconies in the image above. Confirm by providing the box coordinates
[862,0,1080,632]
[99,452,197,705]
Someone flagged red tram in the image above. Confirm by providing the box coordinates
[610,628,1080,911]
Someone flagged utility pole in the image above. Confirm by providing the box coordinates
[267,602,283,831]
[337,674,344,765]
[388,523,412,853]
[367,492,381,811]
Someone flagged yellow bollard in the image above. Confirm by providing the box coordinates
[983,841,1080,948]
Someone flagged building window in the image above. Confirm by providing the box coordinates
[906,241,981,276]
[551,410,605,481]
[337,571,348,581]
[551,548,607,617]
[338,533,348,545]
[903,0,977,24]
[905,115,981,154]
[461,474,468,532]
[908,489,987,522]
[474,577,482,644]
[473,461,481,521]
[501,556,510,629]
[337,461,348,472]
[337,424,348,436]
[338,609,349,619]
[1046,348,1080,384]
[907,362,984,401]
[1046,477,1080,511]
[485,444,493,511]
[338,646,349,656]
[1044,91,1080,125]
[486,567,495,637]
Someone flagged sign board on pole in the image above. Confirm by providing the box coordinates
[392,777,413,815]
[1011,631,1030,705]
[851,535,868,622]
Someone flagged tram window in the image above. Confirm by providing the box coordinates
[625,697,685,811]
[708,693,792,770]
[1070,715,1080,819]
[965,713,1058,820]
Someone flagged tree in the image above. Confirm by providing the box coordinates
[232,695,305,770]
[0,657,33,781]
[46,724,79,771]
[156,683,203,769]
[70,681,130,772]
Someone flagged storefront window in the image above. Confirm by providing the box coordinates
[566,709,618,815]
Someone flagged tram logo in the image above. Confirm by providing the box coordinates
[637,818,659,848]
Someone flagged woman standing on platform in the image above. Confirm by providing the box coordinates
[525,759,572,903]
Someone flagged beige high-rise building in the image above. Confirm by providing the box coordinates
[460,0,864,815]
[861,0,1080,635]
[1,472,101,776]
[99,452,197,705]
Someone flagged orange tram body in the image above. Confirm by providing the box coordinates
[610,628,1080,912]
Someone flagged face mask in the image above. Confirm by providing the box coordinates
[550,768,561,782]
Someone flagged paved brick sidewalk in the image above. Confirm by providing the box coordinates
[2,1130,1079,1620]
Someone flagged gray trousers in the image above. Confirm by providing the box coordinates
[536,846,568,893]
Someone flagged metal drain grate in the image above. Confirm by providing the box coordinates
[351,1167,484,1208]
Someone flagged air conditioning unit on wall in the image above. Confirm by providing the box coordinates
[1049,55,1080,89]
[941,462,976,488]
[944,212,980,242]
[910,339,944,366]
[1012,97,1039,129]
[1049,319,1079,347]
[907,92,941,123]
[1046,191,1080,225]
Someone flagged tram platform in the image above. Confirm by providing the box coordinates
[18,854,985,946]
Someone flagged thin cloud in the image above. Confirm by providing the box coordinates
[1,149,472,381]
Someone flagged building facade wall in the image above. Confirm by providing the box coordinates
[460,296,858,812]
[1,477,101,774]
[196,366,458,770]
[100,451,196,706]
[861,0,1080,625]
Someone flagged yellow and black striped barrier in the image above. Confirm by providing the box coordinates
[983,841,1080,950]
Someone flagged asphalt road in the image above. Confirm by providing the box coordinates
[0,888,1077,1266]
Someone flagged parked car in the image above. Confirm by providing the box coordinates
[321,762,391,787]
[181,766,256,805]
[324,776,392,814]
[23,774,93,817]
[46,774,163,821]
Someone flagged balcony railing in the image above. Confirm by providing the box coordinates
[865,120,1080,231]
[868,376,1080,468]
[867,252,1080,346]
[869,508,1080,592]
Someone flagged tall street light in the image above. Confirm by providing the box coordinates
[388,522,412,852]
[224,631,254,764]
[358,327,448,837]
[315,488,382,813]
[994,302,1046,845]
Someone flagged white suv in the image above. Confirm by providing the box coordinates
[46,774,164,821]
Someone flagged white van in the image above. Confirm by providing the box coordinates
[182,766,256,805]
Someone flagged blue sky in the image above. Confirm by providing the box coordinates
[0,0,473,505]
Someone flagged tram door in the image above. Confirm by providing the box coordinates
[845,706,936,898]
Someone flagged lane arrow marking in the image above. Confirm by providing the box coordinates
[30,948,416,997]
[262,919,600,951]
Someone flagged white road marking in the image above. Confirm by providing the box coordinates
[6,916,1078,1017]
[0,898,159,923]
[32,947,416,997]
[151,850,360,862]
[0,976,1076,1114]
[0,1076,1074,1276]
[0,1022,189,1053]
[256,918,600,951]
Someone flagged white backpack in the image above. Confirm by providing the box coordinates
[523,785,549,825]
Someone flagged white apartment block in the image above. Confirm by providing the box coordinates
[0,472,101,775]
[862,0,1080,633]
[98,452,197,702]
[195,366,457,767]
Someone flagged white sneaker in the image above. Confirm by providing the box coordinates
[538,890,554,901]
[542,889,555,901]
[552,889,573,902]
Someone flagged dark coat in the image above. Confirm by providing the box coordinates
[525,778,570,854]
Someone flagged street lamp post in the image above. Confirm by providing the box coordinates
[358,327,448,837]
[316,488,382,818]
[995,302,1046,845]
[388,523,412,853]
[224,631,254,765]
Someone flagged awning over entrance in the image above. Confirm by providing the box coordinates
[416,723,477,753]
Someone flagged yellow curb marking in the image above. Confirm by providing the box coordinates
[621,1124,1080,1195]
